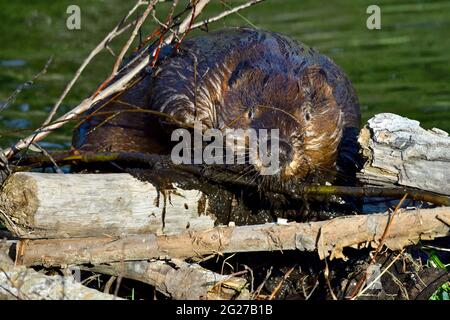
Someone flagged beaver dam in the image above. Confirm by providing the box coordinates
[1,1,449,301]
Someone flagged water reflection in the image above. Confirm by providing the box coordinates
[0,60,27,67]
[4,118,31,129]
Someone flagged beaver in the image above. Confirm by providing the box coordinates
[73,28,360,184]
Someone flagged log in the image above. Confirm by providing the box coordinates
[87,259,249,300]
[13,207,450,265]
[2,239,248,300]
[0,172,215,238]
[0,241,121,300]
[358,113,450,195]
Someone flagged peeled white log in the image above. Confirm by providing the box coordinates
[0,172,215,238]
[358,113,450,195]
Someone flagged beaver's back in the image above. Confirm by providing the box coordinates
[149,28,359,129]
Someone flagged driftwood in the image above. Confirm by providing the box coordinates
[87,259,249,300]
[359,113,450,195]
[0,242,120,300]
[12,207,450,266]
[0,172,215,238]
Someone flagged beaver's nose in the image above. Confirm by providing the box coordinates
[267,138,294,168]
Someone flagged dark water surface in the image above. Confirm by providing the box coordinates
[0,0,449,149]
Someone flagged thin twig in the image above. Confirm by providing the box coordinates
[151,0,179,36]
[174,0,201,50]
[242,265,254,293]
[103,275,117,294]
[191,0,265,29]
[353,250,405,299]
[28,143,63,174]
[422,244,450,253]
[0,269,23,300]
[324,259,337,300]
[111,0,159,75]
[0,209,23,237]
[348,194,408,299]
[268,266,295,300]
[386,270,409,299]
[305,279,319,300]
[0,57,53,113]
[209,269,248,297]
[166,0,211,46]
[252,267,272,299]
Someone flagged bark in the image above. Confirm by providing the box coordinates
[13,207,450,265]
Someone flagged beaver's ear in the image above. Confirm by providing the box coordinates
[301,65,333,97]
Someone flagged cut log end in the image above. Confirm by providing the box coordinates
[0,173,38,232]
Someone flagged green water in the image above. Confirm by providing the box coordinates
[1,0,449,149]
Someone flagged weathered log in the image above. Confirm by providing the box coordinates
[358,113,450,195]
[13,207,450,266]
[0,172,215,238]
[87,259,249,300]
[0,242,120,300]
[2,239,248,300]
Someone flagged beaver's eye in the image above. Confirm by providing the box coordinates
[247,108,254,119]
[305,112,311,121]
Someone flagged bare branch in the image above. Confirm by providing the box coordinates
[111,0,159,75]
[0,57,53,113]
[191,0,266,30]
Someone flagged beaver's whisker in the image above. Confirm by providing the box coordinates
[255,105,302,125]
[234,166,257,182]
[248,171,260,185]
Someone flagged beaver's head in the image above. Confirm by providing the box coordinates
[221,65,344,182]
[152,51,353,182]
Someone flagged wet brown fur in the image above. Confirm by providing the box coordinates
[73,28,360,183]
